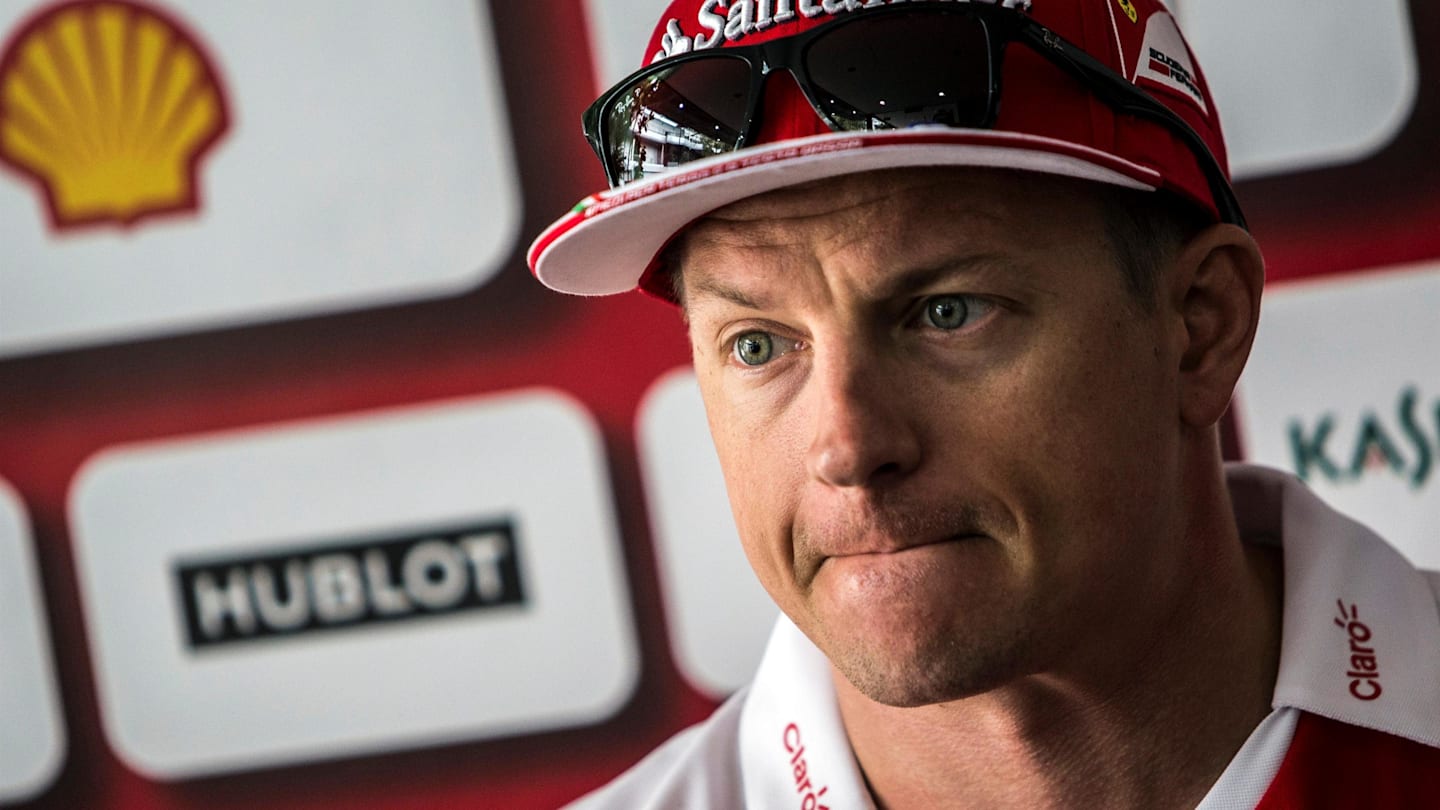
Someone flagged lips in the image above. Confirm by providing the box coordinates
[809,515,991,555]
[829,534,976,558]
[792,497,1000,585]
[797,530,990,588]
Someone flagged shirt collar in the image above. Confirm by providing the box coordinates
[1229,463,1440,747]
[739,617,874,810]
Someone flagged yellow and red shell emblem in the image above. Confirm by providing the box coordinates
[0,0,230,230]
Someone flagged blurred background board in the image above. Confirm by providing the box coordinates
[2,0,1439,806]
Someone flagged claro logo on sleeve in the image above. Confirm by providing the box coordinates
[176,521,524,649]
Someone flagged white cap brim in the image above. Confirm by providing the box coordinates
[529,128,1161,297]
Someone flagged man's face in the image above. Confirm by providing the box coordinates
[678,168,1193,707]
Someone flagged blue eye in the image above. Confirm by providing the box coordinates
[923,295,970,330]
[733,332,774,366]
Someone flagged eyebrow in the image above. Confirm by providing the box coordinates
[877,255,1019,299]
[683,253,1019,315]
[684,276,770,312]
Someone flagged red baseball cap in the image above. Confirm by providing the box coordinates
[529,0,1234,299]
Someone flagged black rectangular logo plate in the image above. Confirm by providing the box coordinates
[175,519,525,649]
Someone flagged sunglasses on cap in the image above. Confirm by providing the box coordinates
[583,3,1247,229]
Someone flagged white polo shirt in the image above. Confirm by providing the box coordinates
[570,465,1440,808]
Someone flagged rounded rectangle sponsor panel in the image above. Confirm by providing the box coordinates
[68,390,638,780]
[0,0,519,357]
[1237,261,1440,569]
[636,368,776,698]
[1174,0,1416,179]
[0,478,66,804]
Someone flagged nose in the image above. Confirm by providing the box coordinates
[805,344,923,489]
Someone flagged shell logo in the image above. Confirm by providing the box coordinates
[0,0,230,231]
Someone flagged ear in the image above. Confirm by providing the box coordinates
[1168,224,1265,429]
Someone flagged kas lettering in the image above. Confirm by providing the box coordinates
[784,723,831,810]
[1288,385,1437,489]
[190,532,512,639]
[655,0,1033,61]
[1334,600,1382,701]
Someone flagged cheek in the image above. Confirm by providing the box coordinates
[996,310,1170,457]
[973,320,1177,573]
[702,382,808,598]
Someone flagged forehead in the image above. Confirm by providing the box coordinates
[672,168,1109,294]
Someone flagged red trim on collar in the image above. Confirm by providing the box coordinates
[1255,712,1440,808]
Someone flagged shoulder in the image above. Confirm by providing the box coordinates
[565,688,749,810]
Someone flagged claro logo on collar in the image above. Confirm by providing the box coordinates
[783,722,831,810]
[1334,600,1383,701]
[654,0,1034,62]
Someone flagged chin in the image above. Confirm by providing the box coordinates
[822,620,1033,708]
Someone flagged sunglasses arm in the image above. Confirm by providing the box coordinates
[1016,21,1247,229]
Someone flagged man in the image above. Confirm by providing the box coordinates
[529,0,1440,806]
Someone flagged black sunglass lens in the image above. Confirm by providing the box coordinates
[804,12,993,132]
[604,57,754,185]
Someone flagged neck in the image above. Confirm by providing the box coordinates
[835,465,1285,809]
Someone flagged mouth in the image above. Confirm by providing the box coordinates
[806,534,989,586]
[794,502,1000,586]
[804,533,994,600]
[834,533,986,558]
